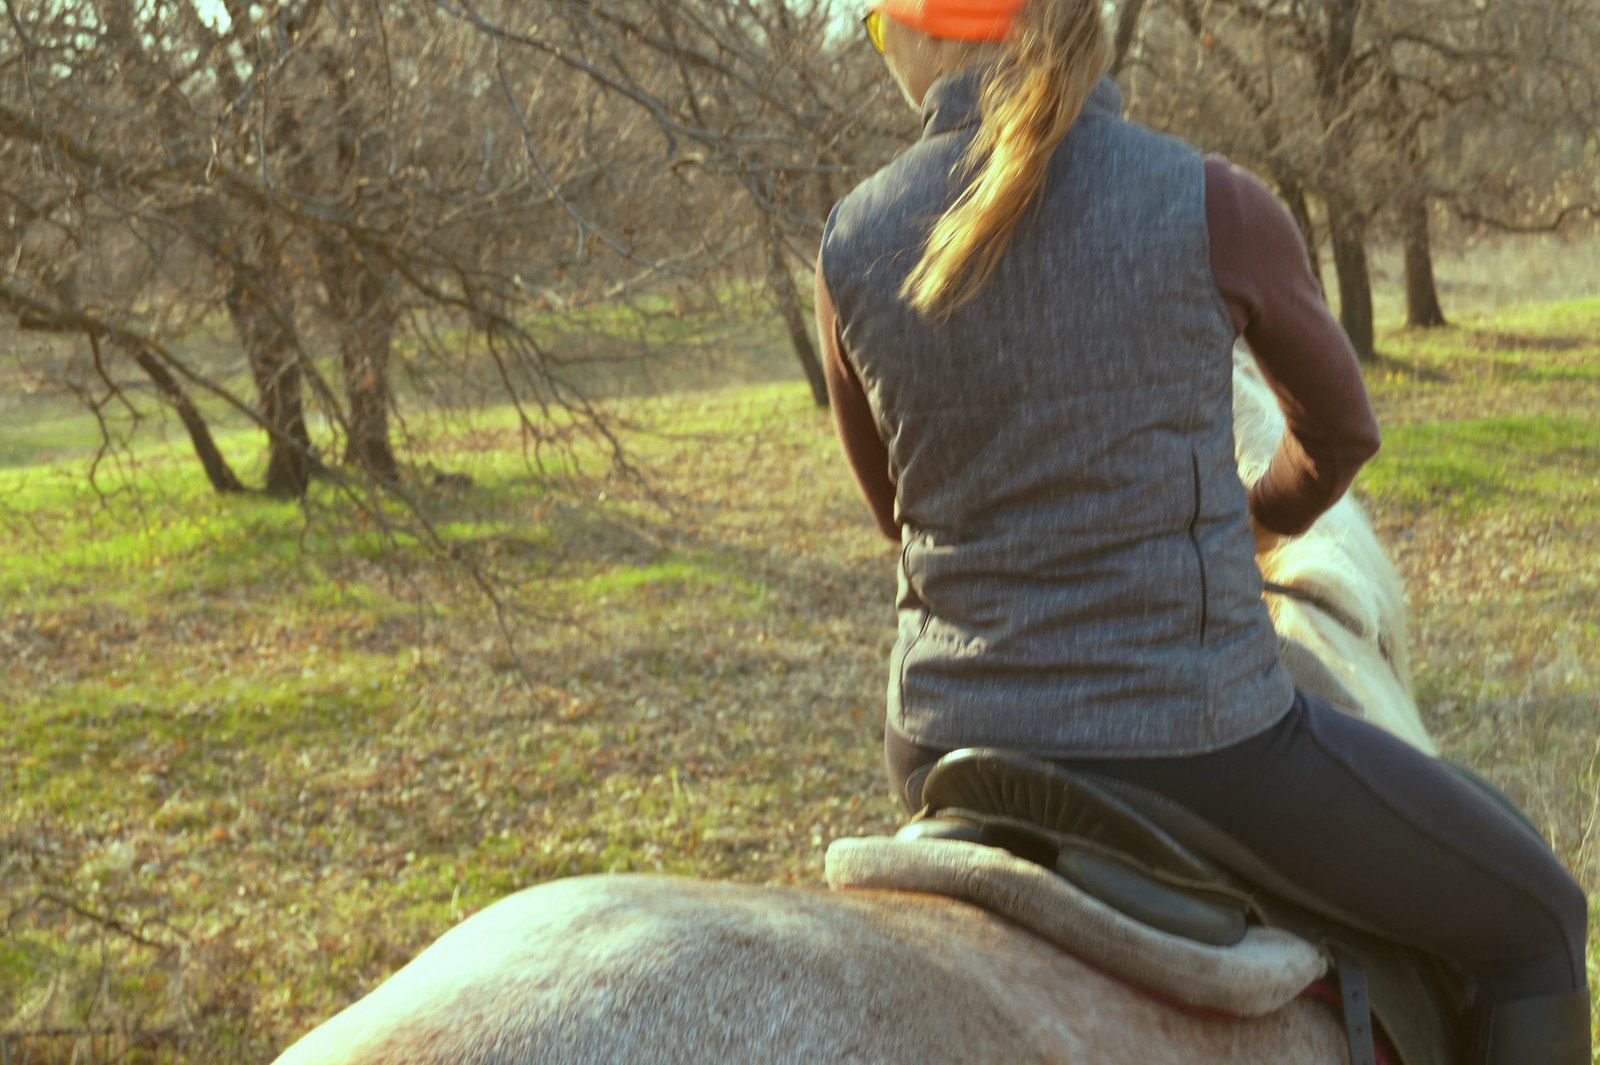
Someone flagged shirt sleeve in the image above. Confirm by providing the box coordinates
[1205,156,1382,536]
[816,260,901,540]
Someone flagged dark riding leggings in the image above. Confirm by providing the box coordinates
[885,690,1589,1006]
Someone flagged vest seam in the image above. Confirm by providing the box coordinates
[1189,450,1210,646]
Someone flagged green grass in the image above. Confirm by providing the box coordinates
[0,282,796,482]
[0,399,113,466]
[1359,309,1600,1040]
[2,295,1598,1062]
[1361,415,1600,514]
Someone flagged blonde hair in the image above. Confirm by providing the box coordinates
[901,0,1111,317]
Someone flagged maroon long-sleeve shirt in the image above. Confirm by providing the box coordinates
[818,157,1380,541]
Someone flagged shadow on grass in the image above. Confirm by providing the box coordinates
[1368,350,1453,382]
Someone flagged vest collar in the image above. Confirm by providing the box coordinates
[921,68,1123,139]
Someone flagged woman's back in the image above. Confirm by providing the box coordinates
[821,71,1290,757]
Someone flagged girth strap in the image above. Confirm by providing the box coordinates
[1330,941,1378,1065]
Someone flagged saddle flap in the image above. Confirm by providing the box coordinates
[1054,843,1249,948]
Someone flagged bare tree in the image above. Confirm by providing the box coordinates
[2,0,697,495]
[1123,0,1596,355]
[440,0,901,405]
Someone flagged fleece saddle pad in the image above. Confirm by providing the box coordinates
[825,836,1326,1018]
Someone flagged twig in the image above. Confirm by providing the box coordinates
[1451,201,1600,234]
[30,893,180,952]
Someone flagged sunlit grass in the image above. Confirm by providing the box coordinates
[1361,415,1600,514]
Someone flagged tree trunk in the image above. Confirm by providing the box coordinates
[1273,173,1323,291]
[762,218,828,407]
[31,250,250,494]
[1401,192,1446,328]
[1377,66,1447,331]
[1310,0,1370,358]
[1111,0,1151,76]
[101,0,309,495]
[344,339,397,480]
[1325,196,1375,361]
[224,278,315,498]
[12,291,247,494]
[316,240,399,482]
[296,40,399,482]
[1396,110,1446,329]
[112,338,247,494]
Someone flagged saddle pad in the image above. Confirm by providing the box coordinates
[825,836,1326,1018]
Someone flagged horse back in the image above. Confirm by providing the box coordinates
[274,875,1346,1064]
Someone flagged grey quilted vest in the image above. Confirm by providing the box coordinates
[820,70,1294,756]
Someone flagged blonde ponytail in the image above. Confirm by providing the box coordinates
[901,0,1111,317]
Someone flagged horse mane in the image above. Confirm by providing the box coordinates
[1231,347,1433,754]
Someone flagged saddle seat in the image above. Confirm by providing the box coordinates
[899,747,1255,949]
[826,748,1461,1065]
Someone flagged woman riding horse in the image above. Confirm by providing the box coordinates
[816,2,1589,1059]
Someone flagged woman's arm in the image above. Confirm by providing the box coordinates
[1205,157,1382,536]
[816,263,901,540]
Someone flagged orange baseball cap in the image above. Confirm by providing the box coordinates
[872,0,1028,42]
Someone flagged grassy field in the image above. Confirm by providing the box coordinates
[2,292,1598,1061]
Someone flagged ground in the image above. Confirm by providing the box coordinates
[2,262,1597,1061]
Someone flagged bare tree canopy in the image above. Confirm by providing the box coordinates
[1115,0,1599,352]
[0,1,889,506]
[3,0,1595,456]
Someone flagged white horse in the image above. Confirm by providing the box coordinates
[273,351,1423,1065]
[273,875,1352,1064]
[1232,348,1432,754]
